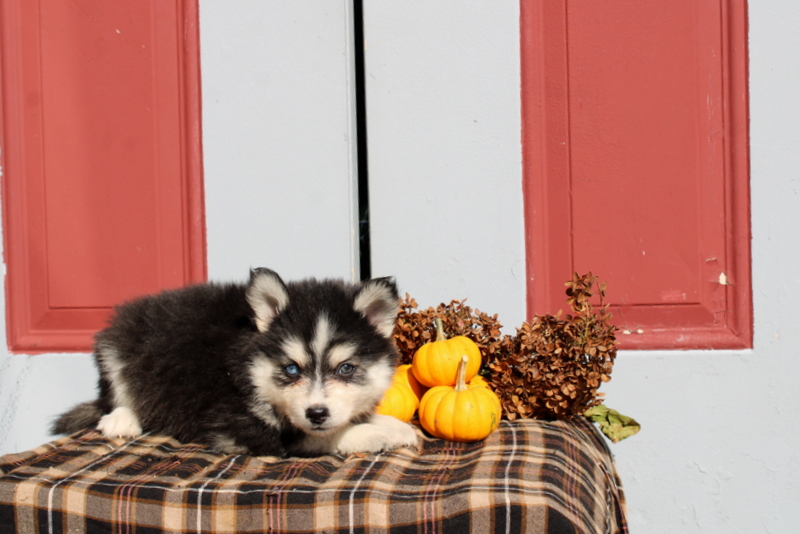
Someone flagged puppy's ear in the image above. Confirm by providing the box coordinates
[246,268,289,332]
[353,277,399,337]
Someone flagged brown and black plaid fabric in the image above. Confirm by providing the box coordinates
[0,418,627,533]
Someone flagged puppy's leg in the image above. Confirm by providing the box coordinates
[97,406,142,439]
[94,344,142,439]
[333,414,419,455]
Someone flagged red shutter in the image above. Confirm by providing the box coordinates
[0,0,205,353]
[521,0,751,349]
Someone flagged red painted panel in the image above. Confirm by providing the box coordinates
[0,0,206,352]
[521,0,751,349]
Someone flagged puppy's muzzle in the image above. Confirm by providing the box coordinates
[306,405,330,425]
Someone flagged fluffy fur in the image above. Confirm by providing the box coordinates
[52,269,418,457]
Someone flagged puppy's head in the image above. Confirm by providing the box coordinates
[246,270,399,436]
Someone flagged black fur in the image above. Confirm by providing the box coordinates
[52,269,400,457]
[50,401,103,435]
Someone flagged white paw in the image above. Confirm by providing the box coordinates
[334,415,419,455]
[97,407,142,439]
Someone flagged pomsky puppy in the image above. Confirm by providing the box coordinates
[52,268,418,457]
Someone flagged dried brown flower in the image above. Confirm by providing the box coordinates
[393,296,511,365]
[392,273,618,420]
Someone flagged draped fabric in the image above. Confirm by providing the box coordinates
[0,418,627,533]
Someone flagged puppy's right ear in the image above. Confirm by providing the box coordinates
[246,268,289,332]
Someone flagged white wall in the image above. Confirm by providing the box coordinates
[2,2,799,533]
[0,1,361,453]
[362,2,800,533]
[605,3,800,531]
[201,0,361,283]
[363,2,526,328]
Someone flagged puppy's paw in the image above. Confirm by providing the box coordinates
[334,416,419,455]
[369,414,417,435]
[97,407,142,439]
[369,414,419,449]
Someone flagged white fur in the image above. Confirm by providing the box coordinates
[353,280,398,337]
[246,271,289,332]
[301,414,419,455]
[311,315,332,357]
[248,340,397,449]
[248,398,280,428]
[327,343,358,369]
[211,433,249,455]
[96,345,134,411]
[268,373,357,434]
[281,336,309,368]
[97,407,142,439]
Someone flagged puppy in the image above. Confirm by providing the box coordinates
[52,268,418,457]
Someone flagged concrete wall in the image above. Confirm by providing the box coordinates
[2,2,799,532]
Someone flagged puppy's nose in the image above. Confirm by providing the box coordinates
[306,405,330,425]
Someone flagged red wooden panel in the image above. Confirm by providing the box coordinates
[0,0,206,352]
[521,0,751,350]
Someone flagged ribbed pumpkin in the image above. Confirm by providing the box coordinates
[411,318,482,387]
[375,365,425,422]
[468,374,492,389]
[418,355,502,442]
[394,363,427,402]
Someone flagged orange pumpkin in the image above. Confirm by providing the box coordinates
[418,355,502,442]
[468,374,492,389]
[411,318,481,387]
[393,364,427,402]
[375,365,425,422]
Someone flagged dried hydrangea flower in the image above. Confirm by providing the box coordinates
[392,273,618,420]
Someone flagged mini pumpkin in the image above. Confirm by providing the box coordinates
[394,363,428,402]
[418,355,502,442]
[411,318,482,387]
[468,374,492,389]
[375,365,424,422]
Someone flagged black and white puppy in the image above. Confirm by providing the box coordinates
[52,268,418,457]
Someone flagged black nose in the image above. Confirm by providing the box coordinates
[306,405,330,425]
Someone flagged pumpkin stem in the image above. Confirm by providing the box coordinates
[434,317,447,342]
[454,355,469,392]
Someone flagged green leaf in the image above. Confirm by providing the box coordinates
[583,404,641,443]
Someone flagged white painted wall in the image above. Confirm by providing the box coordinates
[2,2,799,533]
[0,1,361,452]
[201,0,361,283]
[363,2,526,328]
[599,4,800,531]
[362,2,800,533]
[601,4,800,531]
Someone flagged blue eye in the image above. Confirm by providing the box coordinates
[337,363,356,376]
[284,364,300,377]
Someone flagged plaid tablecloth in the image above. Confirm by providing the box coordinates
[0,418,627,533]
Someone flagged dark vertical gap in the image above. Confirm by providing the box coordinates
[353,0,371,281]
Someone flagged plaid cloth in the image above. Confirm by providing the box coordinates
[0,418,627,533]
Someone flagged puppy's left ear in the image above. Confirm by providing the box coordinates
[353,277,400,337]
[246,268,289,332]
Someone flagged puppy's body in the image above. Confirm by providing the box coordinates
[53,269,417,457]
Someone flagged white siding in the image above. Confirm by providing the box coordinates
[361,2,800,533]
[0,1,360,453]
[1,2,799,532]
[363,2,526,328]
[201,0,361,282]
